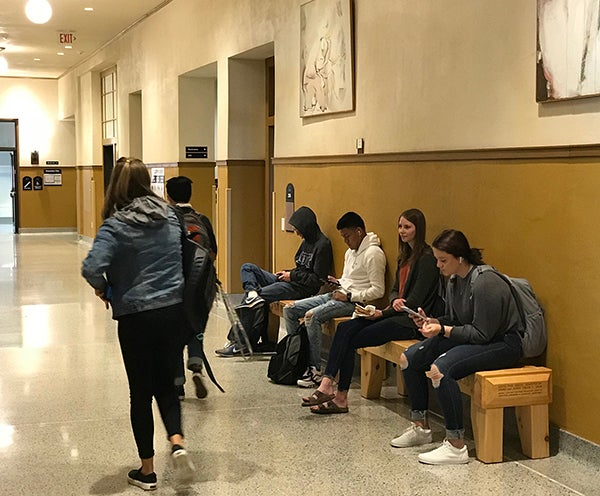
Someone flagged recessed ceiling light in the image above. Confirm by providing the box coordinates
[64,45,72,49]
[33,57,41,61]
[84,7,94,12]
[57,52,64,56]
[25,0,53,24]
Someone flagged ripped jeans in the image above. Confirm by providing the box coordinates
[283,293,354,368]
[402,332,522,440]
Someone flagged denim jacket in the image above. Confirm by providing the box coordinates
[81,195,184,319]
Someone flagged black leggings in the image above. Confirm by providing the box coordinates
[323,316,419,391]
[118,303,186,459]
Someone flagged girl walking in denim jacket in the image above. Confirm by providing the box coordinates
[82,157,195,490]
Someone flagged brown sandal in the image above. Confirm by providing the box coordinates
[310,400,349,415]
[301,389,335,407]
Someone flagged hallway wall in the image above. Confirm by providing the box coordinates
[50,0,600,445]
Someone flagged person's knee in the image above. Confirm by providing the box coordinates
[425,364,444,388]
[399,352,409,370]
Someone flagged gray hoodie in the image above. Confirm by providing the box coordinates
[81,195,184,318]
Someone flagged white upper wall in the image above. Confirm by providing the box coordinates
[0,78,75,166]
[58,0,600,164]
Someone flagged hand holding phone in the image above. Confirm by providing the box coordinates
[400,305,426,320]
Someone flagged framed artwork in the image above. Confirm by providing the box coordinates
[537,0,600,102]
[300,0,354,117]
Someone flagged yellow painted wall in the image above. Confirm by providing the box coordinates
[273,156,600,444]
[77,166,104,238]
[216,161,266,292]
[18,167,77,229]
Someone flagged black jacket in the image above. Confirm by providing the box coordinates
[381,248,444,328]
[288,206,333,297]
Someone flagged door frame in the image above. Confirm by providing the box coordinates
[0,119,19,234]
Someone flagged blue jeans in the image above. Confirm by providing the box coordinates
[324,316,419,391]
[283,293,354,368]
[402,332,522,440]
[240,263,305,303]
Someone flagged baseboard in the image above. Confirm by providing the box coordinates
[18,228,77,234]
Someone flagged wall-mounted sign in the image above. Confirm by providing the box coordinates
[45,160,59,165]
[58,32,76,45]
[22,176,32,191]
[43,168,62,186]
[185,146,208,159]
[285,183,295,232]
[151,168,165,198]
[33,176,43,191]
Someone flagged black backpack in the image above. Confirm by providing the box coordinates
[267,324,309,385]
[227,302,268,350]
[175,208,223,391]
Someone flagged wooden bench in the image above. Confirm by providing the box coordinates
[360,340,552,463]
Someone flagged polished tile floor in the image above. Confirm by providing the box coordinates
[0,233,599,495]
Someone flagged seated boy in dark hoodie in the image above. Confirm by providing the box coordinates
[216,206,333,356]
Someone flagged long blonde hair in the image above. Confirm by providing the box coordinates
[101,157,157,219]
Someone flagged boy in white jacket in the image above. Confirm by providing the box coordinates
[283,212,386,387]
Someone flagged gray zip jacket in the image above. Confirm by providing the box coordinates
[81,195,184,319]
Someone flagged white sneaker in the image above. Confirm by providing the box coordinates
[417,439,469,465]
[297,366,322,388]
[171,445,195,485]
[390,423,433,448]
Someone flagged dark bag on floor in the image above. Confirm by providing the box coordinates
[267,323,309,385]
[228,302,268,349]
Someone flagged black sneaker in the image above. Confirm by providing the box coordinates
[175,385,185,401]
[192,372,208,399]
[127,468,157,491]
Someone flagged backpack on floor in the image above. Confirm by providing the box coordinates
[228,302,269,350]
[456,265,547,358]
[267,323,309,385]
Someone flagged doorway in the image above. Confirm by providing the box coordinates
[0,119,18,234]
[103,143,116,193]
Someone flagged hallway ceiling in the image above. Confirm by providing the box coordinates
[0,0,172,79]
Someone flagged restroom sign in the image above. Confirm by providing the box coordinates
[58,32,76,45]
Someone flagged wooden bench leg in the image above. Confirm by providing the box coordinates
[471,402,504,463]
[267,312,280,343]
[396,366,408,396]
[361,352,386,399]
[516,404,550,459]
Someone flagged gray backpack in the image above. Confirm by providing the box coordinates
[467,265,547,358]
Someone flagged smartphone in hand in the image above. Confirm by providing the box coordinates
[400,305,425,319]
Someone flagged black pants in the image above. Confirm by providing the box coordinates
[118,303,187,459]
[324,315,419,391]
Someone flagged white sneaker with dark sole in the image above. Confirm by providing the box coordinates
[417,439,469,465]
[297,366,323,388]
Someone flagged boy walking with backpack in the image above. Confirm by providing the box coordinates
[166,176,217,399]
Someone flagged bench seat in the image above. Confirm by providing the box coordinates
[269,300,351,336]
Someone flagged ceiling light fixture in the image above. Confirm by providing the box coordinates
[84,7,93,12]
[25,0,53,25]
[0,56,8,73]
